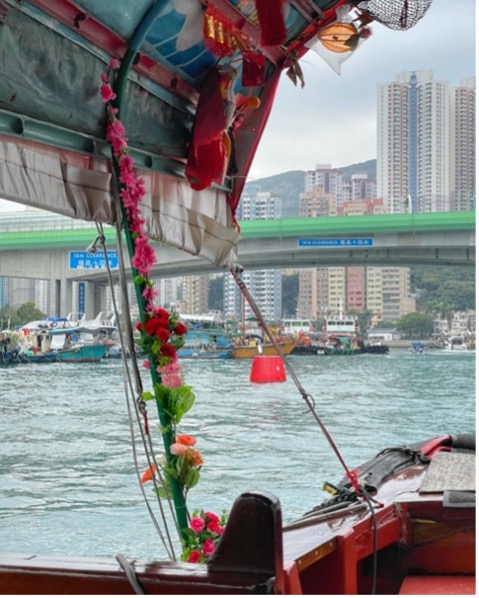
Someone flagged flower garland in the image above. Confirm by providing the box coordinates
[100,60,201,493]
[101,58,227,559]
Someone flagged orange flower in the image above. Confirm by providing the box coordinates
[140,464,157,484]
[176,434,197,447]
[190,449,203,467]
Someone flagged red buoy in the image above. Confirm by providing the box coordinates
[250,355,286,383]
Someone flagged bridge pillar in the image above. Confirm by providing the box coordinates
[59,279,73,318]
[49,278,60,316]
[81,282,107,319]
[48,278,72,317]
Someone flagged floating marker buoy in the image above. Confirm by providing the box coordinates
[250,355,286,384]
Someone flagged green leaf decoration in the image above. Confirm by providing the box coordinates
[142,391,155,401]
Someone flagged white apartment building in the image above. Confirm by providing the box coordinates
[343,173,377,203]
[224,190,282,321]
[304,164,344,208]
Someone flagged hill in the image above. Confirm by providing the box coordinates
[244,159,376,217]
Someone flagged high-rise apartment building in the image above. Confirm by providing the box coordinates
[224,190,282,321]
[304,164,344,208]
[450,77,476,211]
[377,71,475,213]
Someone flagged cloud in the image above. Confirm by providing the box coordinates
[249,0,475,178]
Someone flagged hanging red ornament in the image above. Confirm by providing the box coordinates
[255,0,287,46]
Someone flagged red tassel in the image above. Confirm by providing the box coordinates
[255,0,287,46]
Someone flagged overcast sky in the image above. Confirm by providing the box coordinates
[249,0,476,179]
[0,0,475,212]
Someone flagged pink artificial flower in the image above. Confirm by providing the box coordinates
[169,443,189,456]
[107,117,127,141]
[120,170,136,190]
[158,361,182,376]
[119,154,134,173]
[101,73,108,83]
[108,58,120,69]
[131,235,157,276]
[162,373,183,388]
[142,359,150,370]
[202,539,216,557]
[100,83,116,103]
[187,550,202,563]
[142,286,158,308]
[190,517,205,533]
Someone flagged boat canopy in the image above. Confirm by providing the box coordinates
[0,0,433,268]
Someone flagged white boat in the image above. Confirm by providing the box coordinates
[446,336,468,351]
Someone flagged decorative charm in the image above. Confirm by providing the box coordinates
[203,4,236,57]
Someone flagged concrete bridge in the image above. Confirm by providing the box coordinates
[0,211,475,316]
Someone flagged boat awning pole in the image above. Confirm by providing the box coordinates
[110,0,188,541]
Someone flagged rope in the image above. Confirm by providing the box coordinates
[230,267,360,492]
[230,266,381,593]
[94,222,178,560]
[115,554,146,594]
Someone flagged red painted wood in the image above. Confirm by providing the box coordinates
[399,575,475,595]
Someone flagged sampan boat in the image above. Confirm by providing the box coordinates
[0,434,474,594]
[0,0,474,595]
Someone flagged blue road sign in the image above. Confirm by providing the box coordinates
[297,238,374,248]
[69,250,118,270]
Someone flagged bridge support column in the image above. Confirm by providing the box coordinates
[94,284,107,318]
[49,278,60,317]
[59,279,73,318]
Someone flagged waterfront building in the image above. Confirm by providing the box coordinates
[182,274,209,315]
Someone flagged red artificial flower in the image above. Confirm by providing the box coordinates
[156,327,171,343]
[204,511,219,524]
[160,344,177,359]
[144,317,163,336]
[157,308,170,321]
[187,550,202,563]
[135,322,143,331]
[174,322,188,336]
[206,520,220,534]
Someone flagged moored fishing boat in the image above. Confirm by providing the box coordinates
[231,337,298,359]
[0,0,474,595]
[177,328,234,360]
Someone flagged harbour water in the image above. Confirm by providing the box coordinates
[0,349,475,561]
